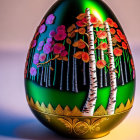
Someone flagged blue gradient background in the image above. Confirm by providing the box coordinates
[0,0,140,139]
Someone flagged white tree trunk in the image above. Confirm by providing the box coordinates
[105,22,117,115]
[82,8,98,116]
[101,50,104,60]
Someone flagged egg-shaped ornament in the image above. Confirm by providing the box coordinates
[24,0,136,138]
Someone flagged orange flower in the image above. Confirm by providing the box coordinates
[82,52,89,63]
[78,39,86,49]
[96,60,106,69]
[79,28,86,35]
[99,42,108,50]
[97,31,107,39]
[113,47,123,56]
[57,56,68,61]
[68,30,76,38]
[122,42,127,50]
[73,51,83,59]
[72,40,79,47]
[66,38,72,45]
[76,13,86,20]
[94,23,99,28]
[110,28,116,34]
[67,24,76,33]
[114,35,121,42]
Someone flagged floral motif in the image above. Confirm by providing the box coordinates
[43,43,53,54]
[46,14,55,25]
[96,31,107,39]
[31,40,37,48]
[30,67,37,76]
[113,47,123,56]
[49,30,56,37]
[54,25,67,41]
[96,60,106,69]
[53,43,65,54]
[39,24,46,34]
[39,53,46,62]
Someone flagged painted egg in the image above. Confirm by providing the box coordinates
[25,0,135,139]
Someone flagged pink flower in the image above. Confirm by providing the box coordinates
[49,30,56,37]
[39,53,46,62]
[54,30,67,41]
[61,50,68,57]
[37,41,44,51]
[30,67,37,76]
[56,25,65,32]
[47,38,55,45]
[53,43,65,54]
[46,14,55,25]
[43,43,53,54]
[34,53,39,60]
[39,41,44,47]
[33,59,39,65]
[39,24,46,34]
[31,40,37,48]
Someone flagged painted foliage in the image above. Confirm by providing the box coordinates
[25,8,135,116]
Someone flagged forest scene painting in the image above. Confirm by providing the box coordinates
[25,7,135,116]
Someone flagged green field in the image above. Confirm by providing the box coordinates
[25,79,135,111]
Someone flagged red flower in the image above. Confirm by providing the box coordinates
[56,25,65,32]
[76,20,86,27]
[61,50,68,57]
[106,18,114,27]
[113,47,123,56]
[131,58,135,70]
[99,42,108,50]
[82,52,89,63]
[114,35,121,42]
[97,31,107,39]
[82,17,87,24]
[110,28,116,34]
[117,29,124,39]
[90,15,98,24]
[122,42,127,50]
[113,22,118,28]
[96,60,106,69]
[54,30,67,41]
[53,43,65,54]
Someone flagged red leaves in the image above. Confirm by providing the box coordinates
[90,14,98,24]
[72,39,86,49]
[99,42,108,50]
[110,28,116,35]
[106,18,118,28]
[122,42,127,50]
[73,51,83,59]
[97,31,107,39]
[114,35,121,42]
[76,20,86,27]
[82,52,89,63]
[73,51,89,63]
[113,47,123,56]
[131,58,135,70]
[96,60,106,69]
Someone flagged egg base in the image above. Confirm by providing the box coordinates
[29,105,130,139]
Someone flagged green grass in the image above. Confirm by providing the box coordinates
[25,79,135,111]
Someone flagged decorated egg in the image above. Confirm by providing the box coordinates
[24,0,135,138]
